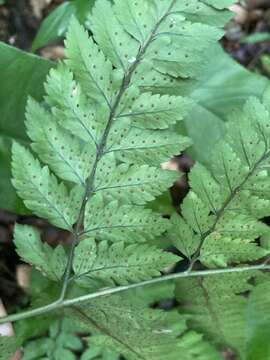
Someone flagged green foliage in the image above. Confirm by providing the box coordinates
[68,295,221,360]
[0,42,54,213]
[169,92,270,268]
[73,239,178,286]
[6,0,270,359]
[0,336,21,360]
[176,272,253,356]
[167,91,270,358]
[22,319,83,360]
[14,224,67,281]
[32,0,96,52]
[183,45,269,165]
[246,279,270,360]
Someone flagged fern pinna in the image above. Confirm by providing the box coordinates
[3,0,270,359]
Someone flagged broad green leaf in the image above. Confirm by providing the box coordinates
[184,46,269,164]
[32,0,95,52]
[0,42,53,213]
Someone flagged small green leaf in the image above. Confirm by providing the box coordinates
[84,197,169,243]
[95,161,179,205]
[12,142,82,230]
[168,213,199,259]
[13,224,67,281]
[73,239,178,286]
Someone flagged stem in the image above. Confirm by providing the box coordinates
[58,0,177,300]
[1,263,269,325]
[188,150,270,271]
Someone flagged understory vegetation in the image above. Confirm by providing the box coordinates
[1,0,270,359]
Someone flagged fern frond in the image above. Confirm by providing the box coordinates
[176,272,255,356]
[168,92,270,268]
[95,162,179,205]
[69,297,221,360]
[8,1,237,358]
[73,239,178,286]
[84,198,169,242]
[12,143,82,231]
[116,93,192,130]
[26,98,95,186]
[14,224,67,281]
[169,91,270,358]
[168,213,200,260]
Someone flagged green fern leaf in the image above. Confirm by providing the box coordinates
[95,162,179,205]
[246,280,270,359]
[168,213,200,259]
[202,0,236,11]
[26,98,95,185]
[90,0,139,71]
[168,92,270,269]
[177,1,234,26]
[69,297,221,360]
[200,234,269,268]
[73,239,178,286]
[14,224,67,281]
[65,20,115,107]
[116,93,192,130]
[176,272,256,356]
[45,64,104,144]
[9,1,237,358]
[181,191,213,234]
[109,128,191,165]
[84,197,169,242]
[12,142,82,230]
